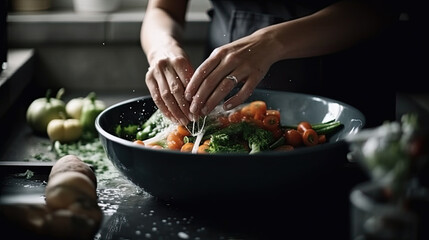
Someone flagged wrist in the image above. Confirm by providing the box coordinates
[252,26,288,64]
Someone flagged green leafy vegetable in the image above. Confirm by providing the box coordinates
[136,109,174,140]
[207,122,274,154]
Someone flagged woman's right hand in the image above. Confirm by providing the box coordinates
[145,46,195,126]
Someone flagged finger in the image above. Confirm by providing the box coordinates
[163,66,192,125]
[223,75,259,111]
[145,70,175,121]
[171,56,194,87]
[154,64,188,125]
[185,51,222,102]
[200,74,240,116]
[188,63,236,115]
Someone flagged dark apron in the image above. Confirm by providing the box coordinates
[206,0,399,127]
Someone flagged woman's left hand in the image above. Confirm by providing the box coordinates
[184,29,277,118]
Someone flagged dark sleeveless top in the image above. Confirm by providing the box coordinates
[206,0,400,127]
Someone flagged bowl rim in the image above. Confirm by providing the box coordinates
[95,90,365,157]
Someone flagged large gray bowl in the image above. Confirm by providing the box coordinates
[96,89,365,203]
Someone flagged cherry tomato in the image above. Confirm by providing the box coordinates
[133,140,145,146]
[197,144,210,154]
[274,145,294,151]
[262,115,280,131]
[240,105,255,119]
[297,121,312,134]
[167,131,184,150]
[177,125,191,137]
[228,111,243,123]
[318,134,327,144]
[180,142,194,152]
[249,101,267,120]
[218,116,230,128]
[302,128,319,146]
[266,109,280,120]
[271,128,283,139]
[148,143,163,149]
[284,129,302,147]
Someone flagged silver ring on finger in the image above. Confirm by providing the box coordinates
[226,75,239,86]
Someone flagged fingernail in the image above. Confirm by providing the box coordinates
[201,106,208,115]
[225,103,233,110]
[185,93,192,101]
[188,113,195,121]
[190,102,197,114]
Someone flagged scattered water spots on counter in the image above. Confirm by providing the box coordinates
[177,231,190,239]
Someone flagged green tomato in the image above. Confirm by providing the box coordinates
[80,92,106,135]
[26,89,67,134]
[47,118,83,143]
[65,97,86,119]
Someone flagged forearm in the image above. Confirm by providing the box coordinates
[140,0,188,64]
[259,0,398,62]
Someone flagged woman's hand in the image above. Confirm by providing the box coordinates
[185,29,277,117]
[146,47,195,125]
[141,0,194,125]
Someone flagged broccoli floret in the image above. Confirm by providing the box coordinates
[243,126,274,154]
[208,133,248,153]
[206,122,273,154]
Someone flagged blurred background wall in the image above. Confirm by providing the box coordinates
[7,0,211,95]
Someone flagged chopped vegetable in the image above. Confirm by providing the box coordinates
[135,109,174,141]
[26,88,67,134]
[115,124,140,140]
[284,129,303,147]
[65,97,86,119]
[80,92,106,136]
[243,123,274,154]
[47,118,83,143]
[113,100,344,154]
[302,128,319,146]
[181,142,194,152]
[208,132,248,153]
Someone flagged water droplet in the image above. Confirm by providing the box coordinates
[136,230,141,235]
[177,232,189,239]
[152,227,157,232]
